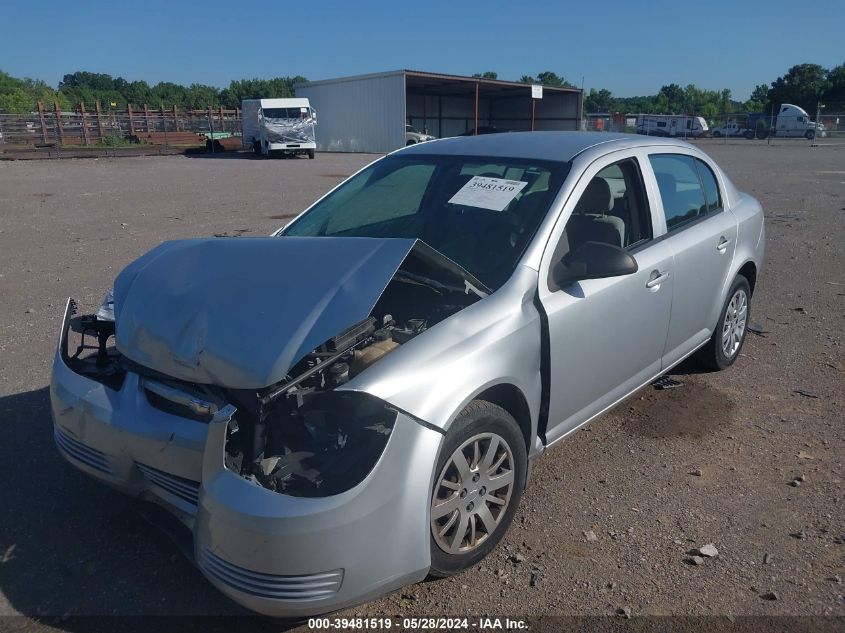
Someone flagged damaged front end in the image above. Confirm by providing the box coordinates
[85,236,487,499]
[220,242,485,497]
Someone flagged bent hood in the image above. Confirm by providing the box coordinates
[113,236,417,389]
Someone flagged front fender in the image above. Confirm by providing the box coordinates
[344,266,543,447]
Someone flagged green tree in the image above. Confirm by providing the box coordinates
[767,63,830,112]
[535,71,575,88]
[472,72,498,80]
[518,75,535,84]
[184,83,221,109]
[0,70,69,112]
[584,88,616,113]
[822,63,845,108]
[658,83,685,112]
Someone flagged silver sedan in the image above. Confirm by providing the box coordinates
[50,132,764,615]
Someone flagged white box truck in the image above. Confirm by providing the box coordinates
[635,114,709,138]
[242,98,316,158]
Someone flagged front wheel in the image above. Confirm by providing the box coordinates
[429,400,526,578]
[805,130,815,140]
[308,149,315,159]
[696,275,751,370]
[713,131,722,138]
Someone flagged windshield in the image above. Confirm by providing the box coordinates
[263,107,306,119]
[406,125,419,133]
[283,154,570,289]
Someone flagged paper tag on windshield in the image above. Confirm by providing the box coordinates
[448,176,528,211]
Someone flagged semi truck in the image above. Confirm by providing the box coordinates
[635,114,709,138]
[242,98,317,158]
[748,104,826,140]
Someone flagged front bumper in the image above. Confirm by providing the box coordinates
[50,299,442,616]
[267,141,316,151]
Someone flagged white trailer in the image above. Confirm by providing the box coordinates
[242,98,317,158]
[635,114,709,138]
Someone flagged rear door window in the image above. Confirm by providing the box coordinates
[648,154,707,231]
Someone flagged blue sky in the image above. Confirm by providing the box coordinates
[1,0,841,100]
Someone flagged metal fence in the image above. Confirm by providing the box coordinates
[0,102,242,149]
[582,111,845,145]
[706,112,845,145]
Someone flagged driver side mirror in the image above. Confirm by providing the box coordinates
[552,241,638,288]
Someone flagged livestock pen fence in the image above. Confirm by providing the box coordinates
[0,101,243,150]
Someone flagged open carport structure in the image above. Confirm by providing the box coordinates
[295,70,583,153]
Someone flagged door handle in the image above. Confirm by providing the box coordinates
[716,236,732,252]
[646,271,670,289]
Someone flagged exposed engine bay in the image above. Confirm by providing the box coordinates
[62,240,484,498]
[222,251,482,497]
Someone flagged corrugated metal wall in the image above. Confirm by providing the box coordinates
[296,72,406,153]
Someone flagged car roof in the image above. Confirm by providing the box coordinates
[398,131,696,163]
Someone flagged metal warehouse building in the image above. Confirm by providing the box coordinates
[295,70,583,153]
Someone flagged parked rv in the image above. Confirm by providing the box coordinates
[749,104,826,140]
[242,98,317,158]
[711,122,754,139]
[635,114,709,138]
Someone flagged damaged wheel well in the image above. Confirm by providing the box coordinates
[473,384,533,453]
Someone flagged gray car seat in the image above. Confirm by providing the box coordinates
[566,177,625,250]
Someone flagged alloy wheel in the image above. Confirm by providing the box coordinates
[722,289,748,358]
[431,432,514,554]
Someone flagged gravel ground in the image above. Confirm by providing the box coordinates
[0,143,842,629]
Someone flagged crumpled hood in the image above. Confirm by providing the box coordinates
[113,236,417,388]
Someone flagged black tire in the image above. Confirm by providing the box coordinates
[428,400,527,578]
[696,275,751,371]
[252,140,261,155]
[308,149,315,159]
[805,130,815,140]
[713,131,722,138]
[406,139,416,146]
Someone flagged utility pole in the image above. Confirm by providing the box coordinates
[813,102,824,147]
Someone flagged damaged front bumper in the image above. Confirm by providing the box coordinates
[50,299,442,616]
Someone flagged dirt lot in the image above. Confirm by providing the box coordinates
[0,142,842,629]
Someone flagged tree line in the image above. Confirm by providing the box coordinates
[0,71,306,113]
[479,64,844,116]
[1,63,843,116]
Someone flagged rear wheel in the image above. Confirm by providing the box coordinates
[805,130,815,140]
[696,275,751,370]
[406,139,416,146]
[713,131,722,138]
[429,401,526,577]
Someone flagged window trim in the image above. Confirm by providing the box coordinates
[692,157,723,215]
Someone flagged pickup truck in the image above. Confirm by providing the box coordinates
[711,122,754,139]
